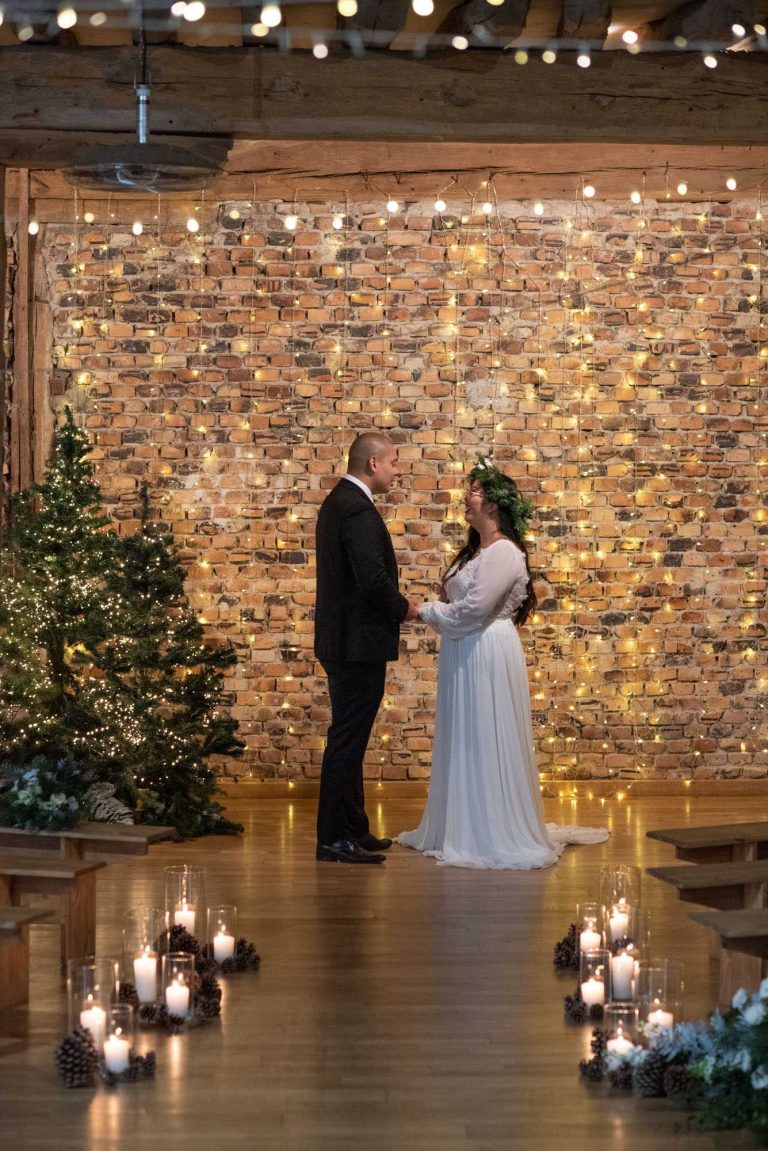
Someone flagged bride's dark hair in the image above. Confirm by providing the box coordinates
[441,485,538,627]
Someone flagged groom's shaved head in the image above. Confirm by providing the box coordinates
[347,432,395,474]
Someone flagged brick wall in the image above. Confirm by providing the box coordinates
[34,195,768,781]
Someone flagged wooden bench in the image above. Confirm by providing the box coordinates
[0,853,105,972]
[0,906,54,1010]
[647,821,768,864]
[646,860,768,911]
[0,822,177,861]
[690,908,768,1005]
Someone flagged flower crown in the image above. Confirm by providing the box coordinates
[468,454,534,538]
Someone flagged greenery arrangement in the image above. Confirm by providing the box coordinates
[580,983,768,1144]
[0,408,243,838]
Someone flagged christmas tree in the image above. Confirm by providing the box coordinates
[0,408,243,837]
[84,485,244,837]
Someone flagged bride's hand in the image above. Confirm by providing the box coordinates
[405,600,421,622]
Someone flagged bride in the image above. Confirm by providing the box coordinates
[398,456,608,869]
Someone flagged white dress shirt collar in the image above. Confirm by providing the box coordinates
[342,473,374,502]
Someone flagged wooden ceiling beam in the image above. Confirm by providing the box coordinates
[557,0,612,41]
[0,46,768,150]
[435,0,530,39]
[338,0,412,48]
[637,0,756,43]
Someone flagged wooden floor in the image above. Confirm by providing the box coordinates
[0,788,759,1151]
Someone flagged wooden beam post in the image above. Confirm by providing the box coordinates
[11,169,32,494]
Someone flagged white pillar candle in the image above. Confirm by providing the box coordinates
[580,927,602,952]
[165,976,190,1017]
[609,901,630,942]
[213,931,236,962]
[133,948,158,1003]
[611,952,635,999]
[174,902,196,934]
[103,1028,130,1074]
[79,998,107,1045]
[606,1027,633,1056]
[648,1007,674,1028]
[580,977,605,1007]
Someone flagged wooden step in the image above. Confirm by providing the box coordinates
[647,859,768,909]
[0,822,177,859]
[689,908,768,1004]
[0,905,54,1011]
[647,821,768,863]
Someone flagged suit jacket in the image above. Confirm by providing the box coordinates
[314,478,409,663]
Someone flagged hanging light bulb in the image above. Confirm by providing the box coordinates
[284,213,298,230]
[337,0,357,14]
[481,200,493,215]
[183,1,206,20]
[434,197,447,212]
[90,11,106,24]
[533,202,544,216]
[622,29,638,43]
[171,1,186,14]
[703,54,718,68]
[132,221,143,236]
[386,198,400,214]
[83,211,95,223]
[583,184,596,198]
[577,53,591,68]
[677,181,688,195]
[332,214,344,230]
[261,3,282,27]
[542,49,556,63]
[732,22,746,36]
[726,177,737,191]
[250,21,268,35]
[452,35,468,49]
[57,6,78,29]
[187,217,200,233]
[28,220,40,236]
[229,209,240,219]
[313,42,328,58]
[412,0,434,14]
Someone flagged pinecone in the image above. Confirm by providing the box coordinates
[157,924,200,957]
[118,982,140,1010]
[55,1026,98,1088]
[138,1002,169,1029]
[137,1050,156,1078]
[578,1028,606,1082]
[607,1062,634,1090]
[634,1051,667,1097]
[553,924,580,970]
[196,973,222,1019]
[213,938,262,974]
[564,985,588,1023]
[663,1063,693,1098]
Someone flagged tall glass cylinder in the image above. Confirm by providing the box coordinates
[579,948,609,1008]
[103,1005,135,1074]
[122,908,167,1003]
[603,1002,639,1054]
[600,864,641,930]
[67,957,120,1044]
[637,959,684,1036]
[208,905,237,963]
[164,866,207,937]
[161,952,195,1021]
[576,902,603,954]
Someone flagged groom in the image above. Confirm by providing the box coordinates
[314,432,417,864]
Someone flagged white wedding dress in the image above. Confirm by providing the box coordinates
[398,539,608,869]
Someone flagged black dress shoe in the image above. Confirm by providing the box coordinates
[356,833,393,852]
[316,839,385,864]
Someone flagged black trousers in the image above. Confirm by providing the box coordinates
[317,659,387,846]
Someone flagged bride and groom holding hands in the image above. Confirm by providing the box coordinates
[314,432,607,869]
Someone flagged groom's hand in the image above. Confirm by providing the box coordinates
[405,599,420,622]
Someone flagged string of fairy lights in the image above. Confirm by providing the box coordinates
[31,178,768,781]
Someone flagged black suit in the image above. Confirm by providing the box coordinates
[314,478,409,845]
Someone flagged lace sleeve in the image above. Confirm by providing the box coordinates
[420,542,526,638]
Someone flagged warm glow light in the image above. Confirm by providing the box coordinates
[732,22,746,36]
[90,10,106,24]
[186,217,200,233]
[183,1,206,20]
[386,199,400,214]
[434,198,447,212]
[332,214,344,229]
[27,220,39,236]
[703,54,718,68]
[583,184,596,198]
[630,190,642,204]
[84,211,95,223]
[132,221,143,236]
[261,3,282,27]
[412,0,434,14]
[283,213,298,230]
[677,181,688,195]
[337,0,357,13]
[726,177,737,190]
[250,20,268,34]
[452,35,469,50]
[533,201,544,215]
[57,7,78,29]
[481,201,493,215]
[577,53,591,68]
[542,49,556,63]
[171,1,186,14]
[313,42,328,58]
[622,29,638,43]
